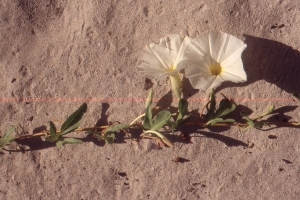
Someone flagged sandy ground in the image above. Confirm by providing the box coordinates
[1,0,300,199]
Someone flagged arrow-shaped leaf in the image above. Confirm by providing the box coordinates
[0,125,17,149]
[151,110,171,130]
[255,105,274,119]
[206,90,216,120]
[3,125,17,138]
[145,89,153,109]
[241,112,255,129]
[60,103,87,135]
[176,99,188,122]
[208,118,235,126]
[143,90,153,130]
[215,99,236,118]
[49,121,57,138]
[105,124,130,133]
[102,133,115,144]
[56,137,83,147]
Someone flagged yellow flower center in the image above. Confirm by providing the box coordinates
[209,63,222,75]
[168,66,176,72]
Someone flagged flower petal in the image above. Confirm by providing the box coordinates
[184,32,213,66]
[220,45,247,82]
[136,34,190,79]
[136,62,169,79]
[182,30,247,91]
[220,63,247,83]
[208,30,246,63]
[174,36,192,71]
[136,45,169,79]
[184,59,223,91]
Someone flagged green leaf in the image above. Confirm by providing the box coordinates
[208,118,235,126]
[0,137,14,149]
[151,110,171,130]
[56,138,83,147]
[143,105,152,129]
[166,120,176,132]
[60,122,80,136]
[215,99,236,118]
[176,99,188,122]
[45,136,56,142]
[49,121,57,138]
[60,103,87,135]
[142,130,173,147]
[143,90,153,130]
[145,89,153,109]
[255,105,275,119]
[176,114,191,127]
[208,118,223,125]
[223,119,235,124]
[206,90,216,120]
[3,125,17,138]
[241,112,254,129]
[105,124,130,133]
[103,133,115,144]
[0,126,17,149]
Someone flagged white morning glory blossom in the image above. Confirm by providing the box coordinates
[182,30,247,91]
[136,34,191,98]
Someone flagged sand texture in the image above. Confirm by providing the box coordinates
[1,0,300,199]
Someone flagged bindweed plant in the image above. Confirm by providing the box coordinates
[1,30,300,151]
[45,103,87,147]
[1,89,300,151]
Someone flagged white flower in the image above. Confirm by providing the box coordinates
[182,30,247,91]
[136,34,191,98]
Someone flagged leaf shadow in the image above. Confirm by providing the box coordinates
[6,125,55,152]
[182,76,200,99]
[155,90,173,110]
[169,125,248,147]
[266,105,297,122]
[95,103,109,127]
[13,137,56,152]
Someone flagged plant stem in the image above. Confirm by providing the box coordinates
[14,126,109,139]
[14,132,48,139]
[130,113,145,125]
[141,130,173,147]
[13,121,299,140]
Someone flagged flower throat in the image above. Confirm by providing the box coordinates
[209,63,222,75]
